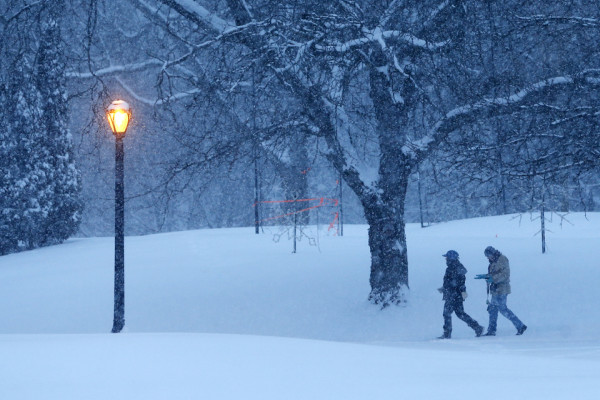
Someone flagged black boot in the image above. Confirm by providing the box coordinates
[475,325,484,337]
[483,331,495,336]
[437,333,451,339]
[516,325,527,335]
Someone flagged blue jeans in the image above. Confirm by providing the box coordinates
[487,294,524,333]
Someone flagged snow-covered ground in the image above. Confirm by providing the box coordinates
[1,213,599,399]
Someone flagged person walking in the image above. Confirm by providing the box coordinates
[438,250,484,339]
[481,246,527,336]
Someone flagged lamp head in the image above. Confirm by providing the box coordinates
[106,100,131,136]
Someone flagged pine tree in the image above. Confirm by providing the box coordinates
[34,4,83,247]
[0,57,51,253]
[0,3,82,255]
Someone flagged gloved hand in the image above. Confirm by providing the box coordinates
[461,291,468,300]
[486,276,493,284]
[437,287,443,294]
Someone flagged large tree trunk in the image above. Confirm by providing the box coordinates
[284,61,415,307]
[364,186,410,307]
[363,49,416,307]
[364,125,412,306]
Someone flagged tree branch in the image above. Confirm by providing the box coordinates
[516,15,600,28]
[155,0,232,33]
[66,59,163,78]
[407,72,600,159]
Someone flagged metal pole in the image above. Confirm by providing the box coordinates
[254,155,260,234]
[541,204,546,254]
[252,64,260,234]
[293,211,297,253]
[339,171,343,237]
[417,170,425,228]
[112,135,125,333]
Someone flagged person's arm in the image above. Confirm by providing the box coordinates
[458,271,468,299]
[457,271,466,293]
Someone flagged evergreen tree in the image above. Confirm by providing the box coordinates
[0,3,82,255]
[0,57,52,254]
[34,4,83,247]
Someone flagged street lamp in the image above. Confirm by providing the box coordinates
[106,99,131,333]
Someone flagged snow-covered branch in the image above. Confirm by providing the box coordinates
[116,77,201,106]
[334,0,363,19]
[379,0,403,27]
[1,1,43,25]
[516,15,600,28]
[66,60,163,79]
[129,0,170,25]
[239,0,254,19]
[67,39,218,80]
[314,28,449,53]
[404,72,600,158]
[155,0,233,33]
[451,76,575,113]
[504,160,588,179]
[425,0,451,26]
[323,99,379,188]
[551,110,600,127]
[136,0,265,46]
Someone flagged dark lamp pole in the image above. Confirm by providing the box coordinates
[106,100,131,333]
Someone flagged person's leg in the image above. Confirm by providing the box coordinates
[442,301,453,338]
[496,295,526,332]
[454,302,483,335]
[486,301,499,335]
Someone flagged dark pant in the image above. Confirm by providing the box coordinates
[487,294,525,333]
[443,300,481,336]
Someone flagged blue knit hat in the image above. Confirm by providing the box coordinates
[442,250,459,260]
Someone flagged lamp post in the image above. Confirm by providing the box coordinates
[106,100,131,333]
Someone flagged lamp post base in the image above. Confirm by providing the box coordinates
[111,320,124,333]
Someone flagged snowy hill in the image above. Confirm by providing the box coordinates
[1,213,599,399]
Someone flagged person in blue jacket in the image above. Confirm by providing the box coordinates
[438,250,484,339]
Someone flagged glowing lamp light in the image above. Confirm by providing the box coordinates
[106,100,131,135]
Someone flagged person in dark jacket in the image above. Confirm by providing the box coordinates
[438,250,484,339]
[482,246,527,336]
